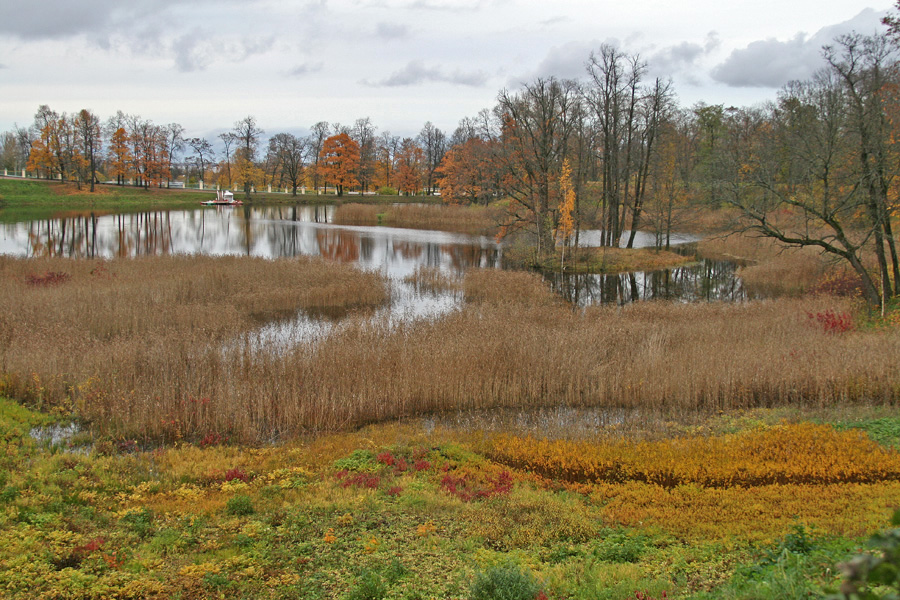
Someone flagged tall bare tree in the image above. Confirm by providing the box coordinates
[497,77,580,254]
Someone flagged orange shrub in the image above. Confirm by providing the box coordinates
[488,423,900,487]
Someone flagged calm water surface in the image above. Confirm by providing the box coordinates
[0,205,747,311]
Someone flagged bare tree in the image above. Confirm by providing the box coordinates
[353,117,377,193]
[269,133,306,195]
[187,137,215,184]
[497,77,580,254]
[417,121,448,195]
[306,121,331,194]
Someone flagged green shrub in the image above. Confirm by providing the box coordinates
[834,510,900,599]
[334,449,377,472]
[346,569,387,600]
[470,563,540,600]
[225,494,254,516]
[593,531,648,563]
[120,507,155,538]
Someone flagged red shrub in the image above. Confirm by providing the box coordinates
[26,271,71,286]
[340,472,381,490]
[440,470,513,501]
[376,452,396,466]
[224,467,250,482]
[807,310,853,334]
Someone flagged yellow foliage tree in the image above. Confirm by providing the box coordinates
[556,158,576,269]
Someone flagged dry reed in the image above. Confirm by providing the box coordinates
[333,203,501,234]
[699,233,827,296]
[2,259,899,443]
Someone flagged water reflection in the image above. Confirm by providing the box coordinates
[1,206,744,307]
[0,206,502,278]
[546,258,748,306]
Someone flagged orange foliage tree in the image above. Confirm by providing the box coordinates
[436,137,500,205]
[107,127,133,186]
[318,132,360,196]
[395,137,424,196]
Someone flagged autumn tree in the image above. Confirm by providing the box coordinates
[714,39,900,307]
[232,116,263,199]
[496,77,580,254]
[73,109,102,191]
[645,109,697,249]
[107,127,133,185]
[318,132,360,196]
[395,137,424,195]
[556,158,576,269]
[1,125,31,172]
[376,131,401,191]
[825,34,900,301]
[436,137,500,205]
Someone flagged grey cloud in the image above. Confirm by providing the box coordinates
[711,8,887,88]
[365,60,488,87]
[375,22,410,39]
[0,0,120,39]
[523,40,598,83]
[287,62,324,77]
[0,0,264,40]
[648,32,720,85]
[170,33,274,73]
[172,33,211,73]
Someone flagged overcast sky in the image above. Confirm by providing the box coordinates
[0,0,891,141]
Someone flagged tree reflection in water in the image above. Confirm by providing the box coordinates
[0,206,746,306]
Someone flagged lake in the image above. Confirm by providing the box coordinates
[0,204,748,309]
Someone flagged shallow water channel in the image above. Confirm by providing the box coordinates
[1,204,748,345]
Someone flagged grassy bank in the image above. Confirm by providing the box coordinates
[3,397,900,599]
[1,256,898,442]
[0,178,440,221]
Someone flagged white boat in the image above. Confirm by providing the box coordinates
[201,190,243,206]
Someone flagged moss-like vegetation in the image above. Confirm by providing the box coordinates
[2,397,899,599]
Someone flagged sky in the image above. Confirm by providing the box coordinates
[0,0,892,142]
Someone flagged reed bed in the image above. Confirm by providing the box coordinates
[402,266,461,294]
[699,233,827,296]
[333,202,501,234]
[2,258,899,442]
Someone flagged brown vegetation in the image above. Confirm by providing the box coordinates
[509,244,694,274]
[699,233,828,297]
[333,202,501,234]
[2,258,898,443]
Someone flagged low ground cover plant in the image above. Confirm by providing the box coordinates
[4,398,900,599]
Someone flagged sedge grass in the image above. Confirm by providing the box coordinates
[3,258,898,442]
